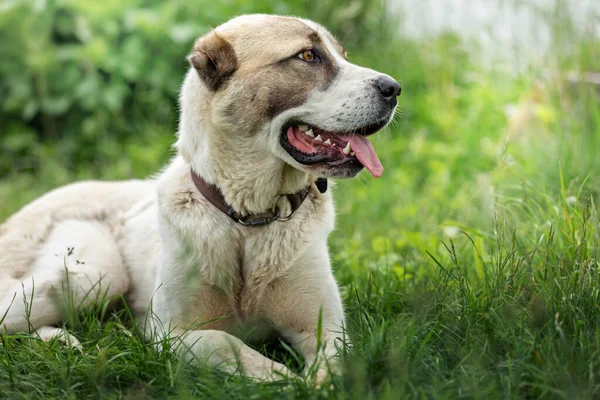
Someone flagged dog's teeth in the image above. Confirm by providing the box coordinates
[324,139,332,145]
[315,135,323,142]
[343,142,351,155]
[350,151,355,156]
[305,129,314,137]
[298,124,309,132]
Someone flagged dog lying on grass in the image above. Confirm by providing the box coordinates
[0,14,400,383]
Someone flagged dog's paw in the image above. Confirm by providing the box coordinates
[244,360,297,382]
[304,362,339,390]
[310,367,333,389]
[35,326,82,350]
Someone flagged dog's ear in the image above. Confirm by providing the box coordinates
[187,32,238,91]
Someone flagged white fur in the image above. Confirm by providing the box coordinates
[0,15,397,383]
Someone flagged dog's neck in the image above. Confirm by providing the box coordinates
[190,146,312,216]
[176,72,313,216]
[182,141,312,216]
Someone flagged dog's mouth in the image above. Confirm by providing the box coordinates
[280,119,387,177]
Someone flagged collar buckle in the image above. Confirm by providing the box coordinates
[236,210,280,227]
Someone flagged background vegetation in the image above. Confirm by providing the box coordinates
[1,0,600,398]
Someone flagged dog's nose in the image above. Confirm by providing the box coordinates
[376,76,401,99]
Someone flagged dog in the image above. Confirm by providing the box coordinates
[0,14,400,382]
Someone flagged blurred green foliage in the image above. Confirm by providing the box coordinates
[0,0,388,178]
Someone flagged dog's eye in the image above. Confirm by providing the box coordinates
[297,50,316,62]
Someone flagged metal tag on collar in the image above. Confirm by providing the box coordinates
[275,194,295,222]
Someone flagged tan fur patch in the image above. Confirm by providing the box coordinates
[212,17,341,135]
[190,283,237,331]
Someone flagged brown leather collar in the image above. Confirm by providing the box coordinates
[190,169,327,227]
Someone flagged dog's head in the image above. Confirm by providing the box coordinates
[180,14,400,180]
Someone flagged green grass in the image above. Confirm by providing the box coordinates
[2,2,600,399]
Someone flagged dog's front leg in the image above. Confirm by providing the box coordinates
[261,242,347,384]
[154,327,294,381]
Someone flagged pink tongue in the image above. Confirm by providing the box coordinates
[349,135,384,177]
